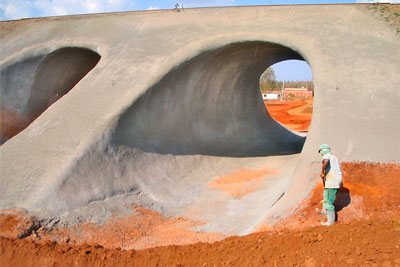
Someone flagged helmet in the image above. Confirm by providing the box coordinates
[318,144,331,154]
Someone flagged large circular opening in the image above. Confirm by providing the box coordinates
[111,41,307,157]
[0,47,101,144]
[260,60,313,134]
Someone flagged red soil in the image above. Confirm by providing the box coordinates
[265,98,313,132]
[2,218,399,267]
[58,206,223,251]
[0,207,223,251]
[1,162,400,266]
[0,210,36,239]
[258,162,400,232]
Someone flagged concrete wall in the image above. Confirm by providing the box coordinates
[0,47,100,143]
[0,4,399,234]
[111,41,304,157]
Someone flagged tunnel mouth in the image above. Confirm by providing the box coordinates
[111,41,308,157]
[0,47,101,144]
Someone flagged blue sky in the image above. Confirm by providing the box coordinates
[271,60,312,81]
[1,0,398,21]
[0,0,397,81]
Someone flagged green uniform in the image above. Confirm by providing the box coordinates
[323,188,338,211]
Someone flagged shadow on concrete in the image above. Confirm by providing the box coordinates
[111,41,306,157]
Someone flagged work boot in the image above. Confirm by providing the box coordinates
[315,207,327,215]
[321,210,335,226]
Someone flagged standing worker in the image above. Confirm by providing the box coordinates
[319,144,342,226]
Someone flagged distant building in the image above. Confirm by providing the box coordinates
[262,91,282,100]
[283,87,313,98]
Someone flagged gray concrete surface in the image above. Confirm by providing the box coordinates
[112,41,304,156]
[0,47,100,143]
[0,4,399,235]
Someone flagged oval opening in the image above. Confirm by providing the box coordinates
[0,47,101,144]
[111,41,307,157]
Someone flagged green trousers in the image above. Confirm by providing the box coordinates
[323,188,338,211]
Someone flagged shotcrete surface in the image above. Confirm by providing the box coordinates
[0,3,400,258]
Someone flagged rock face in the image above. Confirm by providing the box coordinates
[0,4,399,235]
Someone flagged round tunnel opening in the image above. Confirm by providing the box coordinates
[0,47,101,144]
[111,41,308,157]
[259,59,313,135]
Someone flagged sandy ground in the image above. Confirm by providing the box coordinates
[1,161,399,266]
[265,98,313,133]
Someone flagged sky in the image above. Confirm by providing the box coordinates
[271,60,312,81]
[0,0,398,81]
[1,0,398,21]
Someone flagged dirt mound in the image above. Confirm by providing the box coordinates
[1,217,399,266]
[0,207,223,251]
[258,162,400,231]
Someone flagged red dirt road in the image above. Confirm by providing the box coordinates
[1,162,399,266]
[265,98,313,132]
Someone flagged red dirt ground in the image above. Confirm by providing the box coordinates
[53,206,223,251]
[1,162,399,266]
[265,98,313,133]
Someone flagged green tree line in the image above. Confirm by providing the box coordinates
[260,68,314,93]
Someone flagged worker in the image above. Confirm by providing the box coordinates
[318,144,342,226]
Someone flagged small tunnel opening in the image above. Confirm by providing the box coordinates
[260,60,313,135]
[0,47,101,144]
[111,41,308,157]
